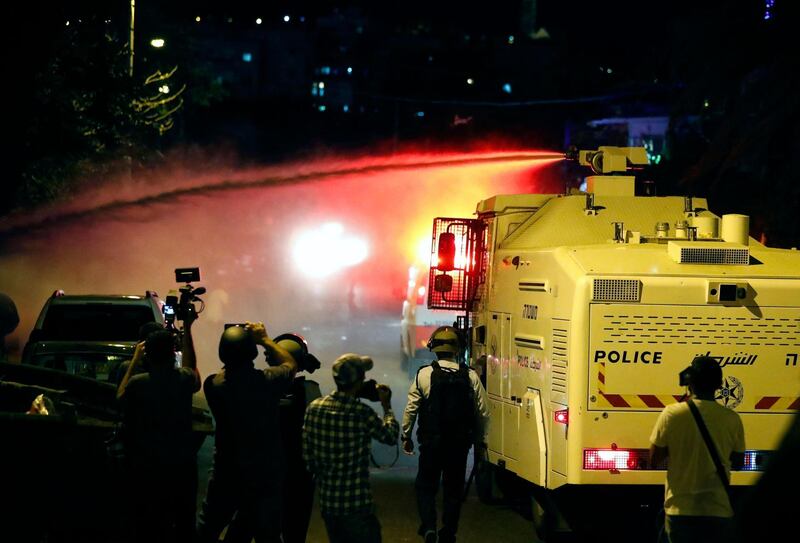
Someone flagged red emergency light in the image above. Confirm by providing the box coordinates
[427,217,485,311]
[554,409,569,425]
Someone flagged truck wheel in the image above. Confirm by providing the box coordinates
[530,487,573,542]
[474,460,496,504]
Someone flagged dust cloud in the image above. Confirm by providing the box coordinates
[0,149,562,386]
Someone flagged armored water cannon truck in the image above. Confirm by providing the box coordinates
[427,146,800,539]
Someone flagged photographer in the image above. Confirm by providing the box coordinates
[223,334,322,543]
[196,322,298,543]
[303,353,399,543]
[111,321,165,386]
[116,307,201,543]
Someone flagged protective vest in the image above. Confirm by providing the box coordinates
[418,360,476,447]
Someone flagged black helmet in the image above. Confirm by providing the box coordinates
[219,326,258,366]
[269,333,321,373]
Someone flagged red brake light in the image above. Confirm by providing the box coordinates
[583,448,651,471]
[554,409,569,425]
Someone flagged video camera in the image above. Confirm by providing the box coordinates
[164,267,206,327]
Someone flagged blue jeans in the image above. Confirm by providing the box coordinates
[323,510,382,543]
[665,515,734,543]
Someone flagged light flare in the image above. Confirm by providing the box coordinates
[292,223,369,278]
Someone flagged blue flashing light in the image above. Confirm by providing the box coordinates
[502,83,512,94]
[347,66,353,74]
[416,111,425,118]
[242,52,252,62]
[343,105,350,113]
[318,105,326,112]
[321,66,331,75]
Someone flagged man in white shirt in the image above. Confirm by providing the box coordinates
[650,356,745,543]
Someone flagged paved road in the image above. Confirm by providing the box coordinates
[195,314,540,543]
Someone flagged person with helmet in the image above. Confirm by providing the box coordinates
[196,322,298,543]
[649,356,745,543]
[303,353,399,543]
[401,326,490,543]
[223,333,322,543]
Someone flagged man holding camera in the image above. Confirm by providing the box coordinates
[196,322,298,543]
[649,356,745,543]
[116,307,201,543]
[303,353,399,543]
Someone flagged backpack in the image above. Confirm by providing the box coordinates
[418,360,476,447]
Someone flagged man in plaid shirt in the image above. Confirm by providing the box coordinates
[303,353,399,543]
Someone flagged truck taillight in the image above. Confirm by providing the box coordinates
[554,409,569,425]
[583,448,652,471]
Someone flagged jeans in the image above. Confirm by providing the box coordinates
[323,510,382,543]
[666,515,735,543]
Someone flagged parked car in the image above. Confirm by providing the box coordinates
[22,290,164,383]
